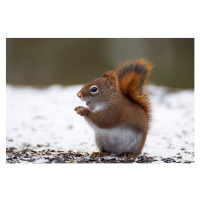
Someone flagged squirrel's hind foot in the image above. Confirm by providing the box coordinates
[123,153,135,158]
[92,151,109,157]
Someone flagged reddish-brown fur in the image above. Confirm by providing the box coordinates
[116,58,153,123]
[75,58,153,156]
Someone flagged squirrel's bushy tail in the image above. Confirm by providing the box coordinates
[117,58,153,121]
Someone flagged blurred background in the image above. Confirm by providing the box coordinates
[6,38,194,88]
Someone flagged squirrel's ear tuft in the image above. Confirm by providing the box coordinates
[102,71,114,78]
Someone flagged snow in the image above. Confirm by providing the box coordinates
[144,85,194,161]
[6,84,194,162]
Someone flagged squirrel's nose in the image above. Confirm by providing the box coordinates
[77,91,82,98]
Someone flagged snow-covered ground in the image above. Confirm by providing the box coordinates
[6,84,194,163]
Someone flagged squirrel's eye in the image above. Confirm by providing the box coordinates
[90,85,98,94]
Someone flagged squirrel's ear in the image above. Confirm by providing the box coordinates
[102,71,116,88]
[106,74,117,88]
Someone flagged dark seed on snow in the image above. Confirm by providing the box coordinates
[183,160,192,163]
[109,158,116,160]
[136,160,145,163]
[177,156,182,159]
[9,161,17,164]
[45,161,52,164]
[89,158,97,161]
[28,159,36,162]
[67,125,73,129]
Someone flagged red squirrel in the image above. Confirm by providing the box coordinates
[74,58,153,157]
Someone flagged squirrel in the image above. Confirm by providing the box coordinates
[74,58,153,157]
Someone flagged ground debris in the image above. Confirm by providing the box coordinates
[6,147,194,164]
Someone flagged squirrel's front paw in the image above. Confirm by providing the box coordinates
[74,106,89,116]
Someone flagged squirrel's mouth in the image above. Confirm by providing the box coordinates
[86,101,91,107]
[86,101,94,110]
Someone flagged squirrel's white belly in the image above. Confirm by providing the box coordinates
[90,124,142,155]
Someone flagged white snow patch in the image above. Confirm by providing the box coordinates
[6,84,194,161]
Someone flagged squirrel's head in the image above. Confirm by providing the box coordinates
[77,71,117,111]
